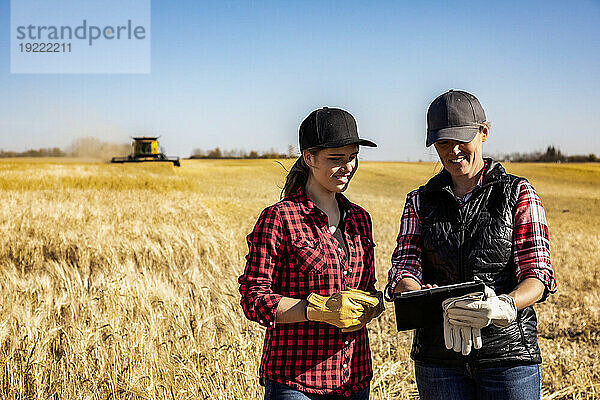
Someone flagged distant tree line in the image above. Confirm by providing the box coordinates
[497,146,598,163]
[0,138,131,160]
[2,142,597,163]
[0,147,66,157]
[189,145,297,159]
[0,141,299,160]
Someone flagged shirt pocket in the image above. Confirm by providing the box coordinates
[291,236,328,275]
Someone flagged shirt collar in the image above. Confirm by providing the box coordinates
[291,186,353,216]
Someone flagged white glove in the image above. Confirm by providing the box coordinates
[442,292,484,355]
[446,286,517,329]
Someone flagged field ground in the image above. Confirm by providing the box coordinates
[0,158,598,399]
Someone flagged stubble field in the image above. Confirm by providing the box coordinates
[0,158,598,399]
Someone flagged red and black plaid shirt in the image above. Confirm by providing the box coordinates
[239,187,376,396]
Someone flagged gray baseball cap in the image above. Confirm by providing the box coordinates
[426,89,486,147]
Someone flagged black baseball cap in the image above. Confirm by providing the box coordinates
[299,107,377,151]
[426,90,487,147]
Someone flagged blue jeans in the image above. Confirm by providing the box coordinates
[414,362,541,400]
[263,379,369,400]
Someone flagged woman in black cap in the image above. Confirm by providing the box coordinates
[387,90,557,400]
[239,107,384,399]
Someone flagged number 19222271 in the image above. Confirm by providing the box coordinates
[19,43,72,52]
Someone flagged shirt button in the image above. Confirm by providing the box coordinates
[259,320,264,324]
[269,321,273,326]
[348,268,353,273]
[343,363,348,368]
[343,270,348,275]
[345,341,349,345]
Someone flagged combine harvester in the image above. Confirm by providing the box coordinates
[111,137,181,167]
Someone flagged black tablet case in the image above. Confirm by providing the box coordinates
[393,281,485,331]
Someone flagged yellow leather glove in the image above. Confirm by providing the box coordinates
[371,291,385,318]
[340,289,385,332]
[306,289,380,331]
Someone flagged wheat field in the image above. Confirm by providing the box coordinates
[0,158,598,399]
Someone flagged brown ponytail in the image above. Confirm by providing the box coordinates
[281,149,319,198]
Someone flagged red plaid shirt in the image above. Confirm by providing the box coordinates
[388,165,557,299]
[239,187,376,396]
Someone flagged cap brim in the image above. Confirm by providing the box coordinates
[318,137,377,149]
[426,125,479,147]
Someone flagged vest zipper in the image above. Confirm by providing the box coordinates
[458,210,466,282]
[443,186,467,282]
[452,181,497,282]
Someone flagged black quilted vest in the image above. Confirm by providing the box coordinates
[411,159,542,366]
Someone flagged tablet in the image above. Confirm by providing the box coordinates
[393,281,485,331]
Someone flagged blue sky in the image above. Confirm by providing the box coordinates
[0,0,599,161]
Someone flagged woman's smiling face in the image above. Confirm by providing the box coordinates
[433,127,488,179]
[305,144,359,193]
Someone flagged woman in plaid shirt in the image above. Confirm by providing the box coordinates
[387,90,557,400]
[239,107,384,399]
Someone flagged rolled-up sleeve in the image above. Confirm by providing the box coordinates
[387,191,423,298]
[238,206,284,327]
[513,181,557,301]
